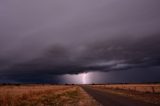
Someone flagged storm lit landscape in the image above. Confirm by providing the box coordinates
[0,0,160,106]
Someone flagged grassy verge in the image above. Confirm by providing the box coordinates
[94,87,160,105]
[0,85,100,106]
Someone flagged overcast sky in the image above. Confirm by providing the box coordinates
[0,0,160,83]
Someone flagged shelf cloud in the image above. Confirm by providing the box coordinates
[0,0,160,82]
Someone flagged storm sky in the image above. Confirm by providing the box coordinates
[0,0,160,83]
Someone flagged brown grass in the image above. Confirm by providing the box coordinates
[92,84,160,93]
[0,85,100,106]
[78,87,101,106]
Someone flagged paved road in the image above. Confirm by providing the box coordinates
[82,86,158,106]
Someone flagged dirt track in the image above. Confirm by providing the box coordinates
[82,86,159,106]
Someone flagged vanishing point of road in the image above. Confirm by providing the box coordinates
[82,86,158,106]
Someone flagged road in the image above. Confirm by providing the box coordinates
[82,86,158,106]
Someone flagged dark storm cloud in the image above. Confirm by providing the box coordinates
[0,0,160,82]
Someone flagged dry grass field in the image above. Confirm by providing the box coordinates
[1,84,159,106]
[0,85,99,106]
[92,84,160,93]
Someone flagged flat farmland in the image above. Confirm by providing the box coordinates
[0,84,160,106]
[91,84,160,93]
[0,85,99,106]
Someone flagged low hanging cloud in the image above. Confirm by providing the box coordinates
[2,34,160,76]
[0,0,160,82]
